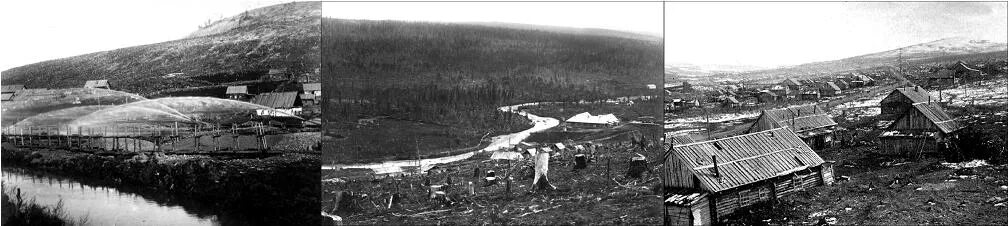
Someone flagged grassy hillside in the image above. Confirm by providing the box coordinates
[321,19,662,163]
[0,2,321,96]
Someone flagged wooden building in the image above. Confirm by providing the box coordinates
[2,84,25,95]
[225,85,251,101]
[820,82,841,97]
[800,90,820,101]
[850,73,874,87]
[84,80,110,89]
[782,78,804,91]
[662,128,833,224]
[878,102,963,157]
[879,86,935,118]
[744,104,839,149]
[756,90,778,103]
[769,84,791,98]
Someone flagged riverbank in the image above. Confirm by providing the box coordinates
[1,144,319,226]
[1,186,83,226]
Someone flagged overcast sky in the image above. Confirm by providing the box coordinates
[0,0,290,72]
[323,2,663,37]
[666,2,1008,67]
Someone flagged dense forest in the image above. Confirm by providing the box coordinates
[322,19,662,125]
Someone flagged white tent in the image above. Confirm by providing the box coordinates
[566,112,620,125]
[490,151,523,160]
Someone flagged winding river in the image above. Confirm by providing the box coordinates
[321,102,560,173]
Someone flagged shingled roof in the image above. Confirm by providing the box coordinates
[888,102,963,134]
[890,86,936,104]
[664,128,825,192]
[747,104,838,137]
[251,92,299,109]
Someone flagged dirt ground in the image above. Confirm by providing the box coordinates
[723,145,1008,225]
[322,138,666,225]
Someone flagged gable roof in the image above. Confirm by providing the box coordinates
[888,86,935,104]
[825,82,841,91]
[954,61,982,72]
[852,73,873,82]
[1,85,25,93]
[251,92,299,109]
[84,80,109,88]
[783,78,803,86]
[226,86,248,94]
[890,102,962,134]
[665,128,825,192]
[1,93,13,101]
[302,83,321,92]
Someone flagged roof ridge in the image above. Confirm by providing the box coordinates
[692,147,801,170]
[676,127,790,148]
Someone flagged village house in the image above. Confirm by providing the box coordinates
[782,78,803,91]
[819,82,842,97]
[225,85,251,101]
[84,80,111,89]
[769,84,790,98]
[834,79,850,90]
[879,86,936,119]
[927,61,985,87]
[849,73,874,87]
[663,128,833,225]
[800,90,820,101]
[756,90,778,103]
[878,102,963,157]
[301,83,321,105]
[744,104,839,149]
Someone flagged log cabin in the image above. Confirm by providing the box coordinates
[662,128,833,224]
[878,102,963,157]
[744,104,839,150]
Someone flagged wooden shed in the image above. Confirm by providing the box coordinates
[744,104,839,150]
[225,85,251,101]
[878,102,963,157]
[879,86,935,118]
[662,128,833,224]
[1,84,25,94]
[820,82,841,97]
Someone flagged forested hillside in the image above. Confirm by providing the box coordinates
[322,19,663,124]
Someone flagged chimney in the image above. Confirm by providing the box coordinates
[712,155,719,178]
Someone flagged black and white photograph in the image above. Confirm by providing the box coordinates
[1,1,321,225]
[663,2,1007,225]
[319,2,665,225]
[2,0,1007,226]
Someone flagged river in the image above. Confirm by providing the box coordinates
[2,168,218,226]
[321,102,561,173]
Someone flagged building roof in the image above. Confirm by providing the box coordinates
[825,82,841,91]
[299,93,316,100]
[302,83,321,92]
[852,72,873,82]
[226,86,248,94]
[758,104,837,136]
[1,85,25,93]
[84,80,109,88]
[928,69,956,79]
[889,86,935,104]
[667,133,697,146]
[725,96,739,104]
[783,78,803,86]
[251,92,299,109]
[664,128,825,192]
[1,93,13,101]
[268,68,288,75]
[890,102,962,134]
[954,61,982,72]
